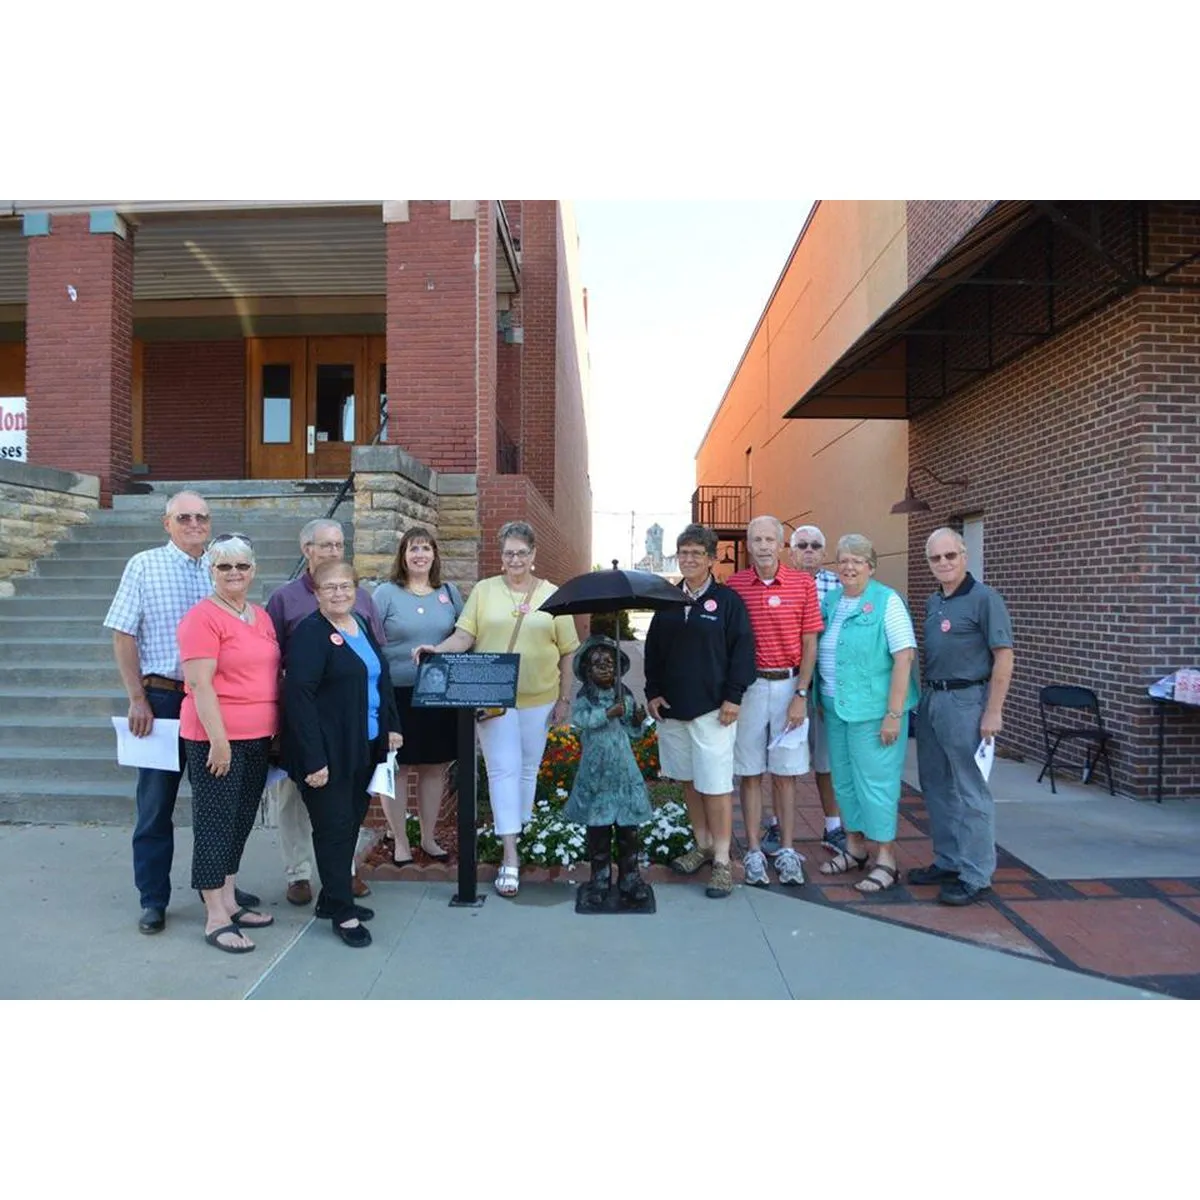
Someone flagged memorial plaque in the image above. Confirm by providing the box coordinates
[411,652,520,709]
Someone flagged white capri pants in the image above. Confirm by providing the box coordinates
[476,702,554,836]
[656,709,737,796]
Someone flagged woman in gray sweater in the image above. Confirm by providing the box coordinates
[372,527,463,864]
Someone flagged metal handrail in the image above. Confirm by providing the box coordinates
[288,399,388,581]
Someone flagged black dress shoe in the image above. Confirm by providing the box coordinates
[332,920,372,948]
[906,863,960,886]
[937,880,992,906]
[138,907,166,934]
[315,902,374,922]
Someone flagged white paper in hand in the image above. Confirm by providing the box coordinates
[112,717,182,771]
[367,750,397,799]
[266,765,290,789]
[768,719,809,752]
[975,738,994,782]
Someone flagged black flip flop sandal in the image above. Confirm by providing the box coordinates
[205,923,255,954]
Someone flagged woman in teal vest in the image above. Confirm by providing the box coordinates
[815,534,919,893]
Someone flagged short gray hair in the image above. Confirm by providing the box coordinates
[164,490,207,518]
[925,526,966,555]
[790,524,826,548]
[835,533,877,570]
[747,514,784,542]
[208,534,255,565]
[497,520,536,550]
[300,518,344,549]
[676,523,718,557]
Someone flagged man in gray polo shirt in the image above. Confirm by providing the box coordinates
[908,527,1014,906]
[265,518,383,906]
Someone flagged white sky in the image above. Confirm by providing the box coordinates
[575,201,812,569]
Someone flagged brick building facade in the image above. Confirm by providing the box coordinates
[0,199,592,590]
[769,200,1200,800]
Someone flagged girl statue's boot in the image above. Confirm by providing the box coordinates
[582,825,613,909]
[616,825,653,908]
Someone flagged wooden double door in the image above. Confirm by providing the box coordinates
[247,336,386,479]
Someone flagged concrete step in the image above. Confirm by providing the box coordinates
[0,716,117,750]
[0,596,114,618]
[32,553,309,577]
[0,688,130,719]
[5,663,179,688]
[0,779,194,826]
[0,615,108,638]
[0,638,113,664]
[0,747,156,786]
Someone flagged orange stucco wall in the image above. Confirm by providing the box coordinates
[696,201,914,593]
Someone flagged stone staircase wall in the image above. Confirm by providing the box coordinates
[0,461,101,594]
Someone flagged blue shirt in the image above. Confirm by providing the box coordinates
[343,625,382,741]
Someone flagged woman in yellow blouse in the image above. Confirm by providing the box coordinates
[414,521,580,897]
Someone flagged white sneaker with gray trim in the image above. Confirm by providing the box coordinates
[774,847,806,887]
[743,848,770,888]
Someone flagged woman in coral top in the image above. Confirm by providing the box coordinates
[177,533,281,955]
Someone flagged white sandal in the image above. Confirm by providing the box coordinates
[495,865,520,898]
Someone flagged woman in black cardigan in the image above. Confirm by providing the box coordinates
[284,560,402,947]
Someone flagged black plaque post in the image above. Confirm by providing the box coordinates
[449,709,484,907]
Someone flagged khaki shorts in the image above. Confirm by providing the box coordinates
[656,709,737,796]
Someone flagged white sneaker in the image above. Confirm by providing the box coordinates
[743,848,770,888]
[774,847,806,887]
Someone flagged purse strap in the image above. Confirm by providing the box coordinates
[506,580,538,652]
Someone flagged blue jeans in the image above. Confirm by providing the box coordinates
[132,687,186,910]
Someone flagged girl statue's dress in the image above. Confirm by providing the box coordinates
[562,635,654,912]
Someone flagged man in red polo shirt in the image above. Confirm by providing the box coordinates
[727,515,823,887]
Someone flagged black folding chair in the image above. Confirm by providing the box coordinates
[1036,685,1115,794]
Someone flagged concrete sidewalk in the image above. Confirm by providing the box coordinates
[0,822,1162,1001]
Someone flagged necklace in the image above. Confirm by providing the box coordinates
[407,580,434,613]
[213,594,252,624]
[505,577,536,617]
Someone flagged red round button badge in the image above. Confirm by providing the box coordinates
[940,619,951,633]
[704,598,717,612]
[438,591,451,604]
[862,602,874,614]
[767,595,782,608]
[330,633,345,646]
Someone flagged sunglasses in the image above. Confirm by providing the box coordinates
[210,531,254,548]
[928,551,961,563]
[173,512,211,525]
[213,562,254,573]
[792,541,824,550]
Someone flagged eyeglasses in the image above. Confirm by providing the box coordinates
[311,540,344,552]
[173,512,211,525]
[928,551,961,563]
[792,541,823,551]
[838,557,871,568]
[210,532,254,548]
[318,582,356,594]
[501,549,532,560]
[676,550,710,560]
[213,562,254,573]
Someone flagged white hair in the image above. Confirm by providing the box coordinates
[746,514,784,542]
[207,535,255,564]
[790,524,826,548]
[300,518,344,549]
[925,527,967,554]
[164,490,207,517]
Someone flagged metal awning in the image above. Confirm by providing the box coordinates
[785,201,1200,420]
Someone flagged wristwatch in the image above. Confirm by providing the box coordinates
[886,709,902,719]
[794,688,807,698]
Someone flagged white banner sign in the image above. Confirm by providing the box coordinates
[0,397,26,462]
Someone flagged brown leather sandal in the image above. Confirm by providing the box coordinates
[855,863,900,894]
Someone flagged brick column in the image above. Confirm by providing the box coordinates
[25,211,134,503]
[518,200,558,503]
[384,200,498,474]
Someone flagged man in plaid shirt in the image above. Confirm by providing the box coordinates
[104,491,259,935]
[788,524,846,854]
